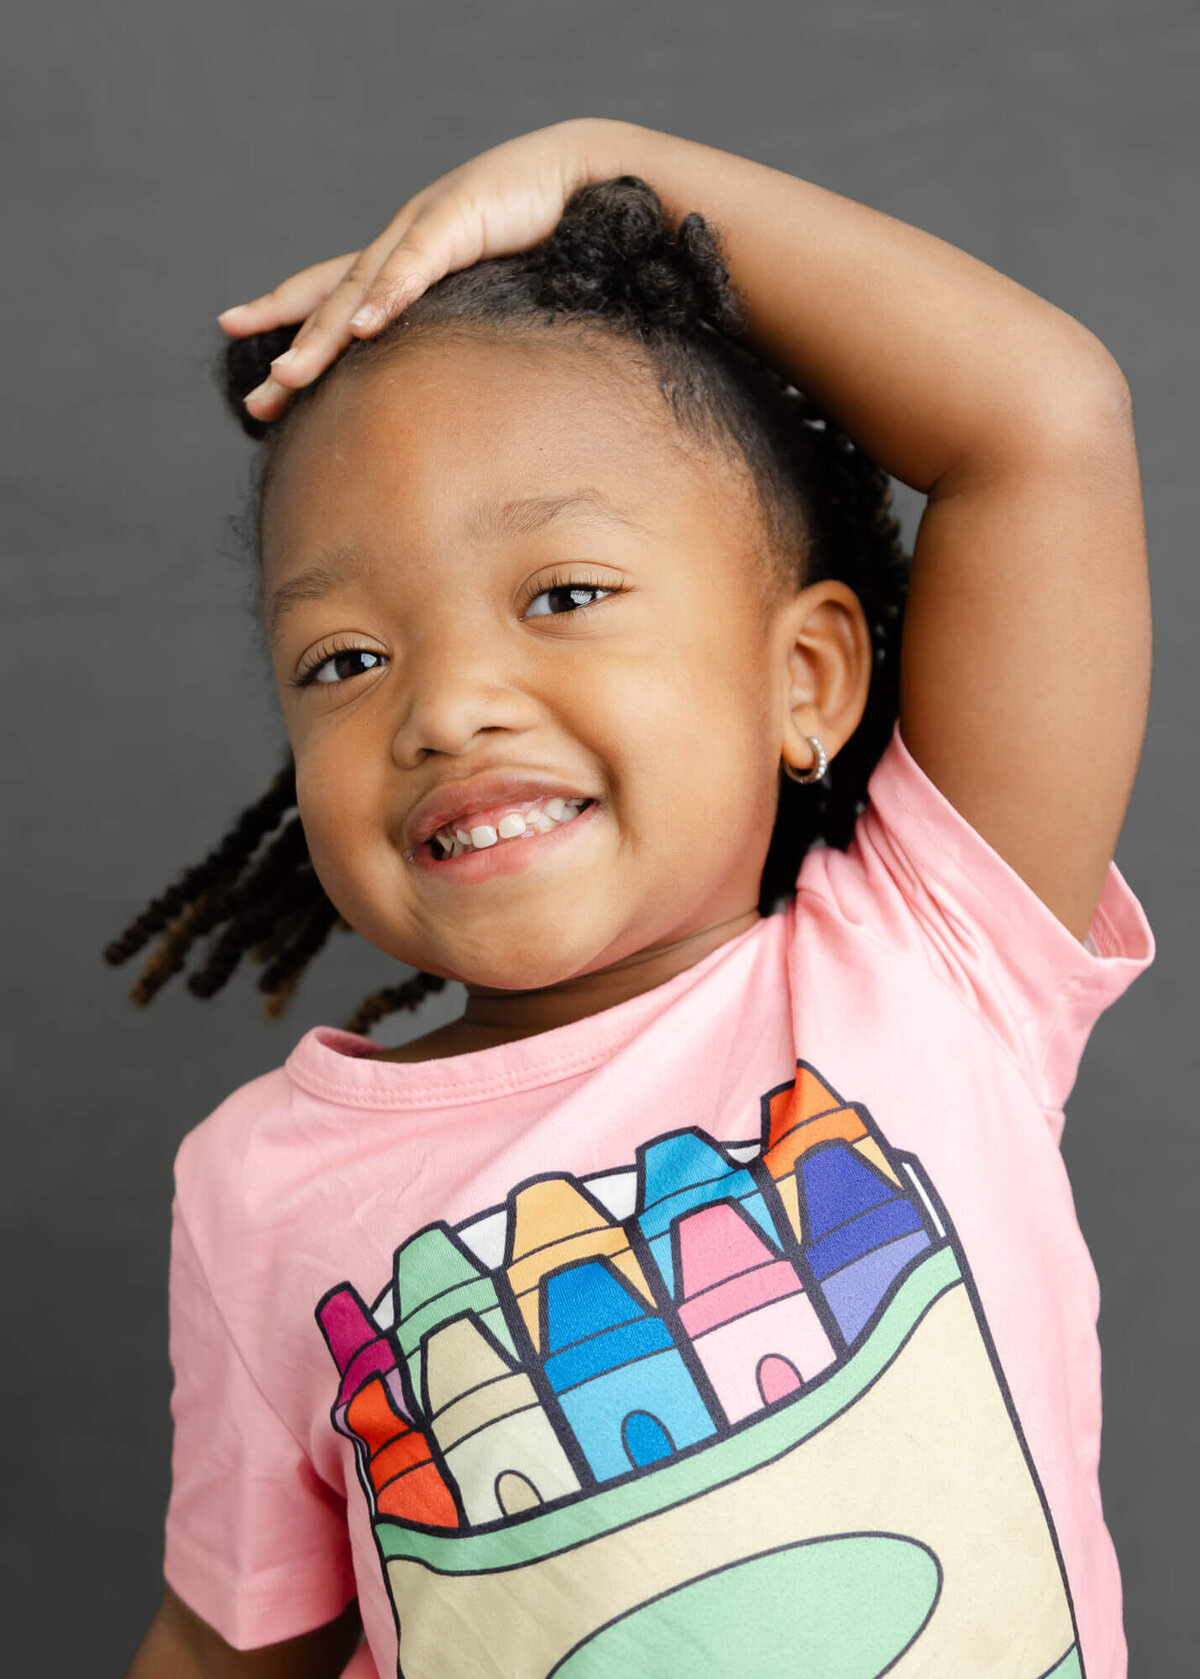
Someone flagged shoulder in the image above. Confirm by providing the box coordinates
[793,720,1153,1109]
[173,1056,302,1245]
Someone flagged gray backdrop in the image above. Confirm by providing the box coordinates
[5,1,1196,1671]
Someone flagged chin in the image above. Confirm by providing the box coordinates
[452,952,597,994]
[421,926,625,994]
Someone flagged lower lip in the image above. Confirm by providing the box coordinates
[409,801,602,884]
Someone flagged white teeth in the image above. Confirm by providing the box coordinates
[430,797,590,856]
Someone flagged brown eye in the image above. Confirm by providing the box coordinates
[523,584,614,618]
[298,648,388,688]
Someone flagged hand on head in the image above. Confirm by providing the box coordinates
[216,119,610,421]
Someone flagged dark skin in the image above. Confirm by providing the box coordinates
[127,333,870,1678]
[132,119,1148,1673]
[125,1589,362,1677]
[260,330,872,1063]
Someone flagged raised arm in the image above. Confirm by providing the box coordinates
[223,117,1150,939]
[610,123,1149,941]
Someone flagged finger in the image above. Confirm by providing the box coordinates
[346,238,433,334]
[265,223,420,387]
[241,376,294,422]
[348,195,484,334]
[216,253,360,336]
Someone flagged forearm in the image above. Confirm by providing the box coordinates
[582,118,1125,490]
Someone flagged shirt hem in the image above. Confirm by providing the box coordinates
[164,1531,357,1651]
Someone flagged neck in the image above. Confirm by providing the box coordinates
[459,909,760,1042]
[365,909,762,1063]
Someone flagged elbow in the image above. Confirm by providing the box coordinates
[1029,335,1134,451]
[973,338,1136,479]
[933,333,1138,496]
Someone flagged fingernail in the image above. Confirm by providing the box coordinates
[350,304,382,330]
[217,304,247,324]
[245,378,284,407]
[270,349,297,371]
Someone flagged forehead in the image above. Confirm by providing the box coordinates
[259,332,760,588]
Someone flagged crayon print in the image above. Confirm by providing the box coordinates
[506,1175,654,1352]
[541,1257,717,1480]
[421,1312,580,1524]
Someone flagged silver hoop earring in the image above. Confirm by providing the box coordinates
[783,735,828,785]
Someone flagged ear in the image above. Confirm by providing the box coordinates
[773,580,873,776]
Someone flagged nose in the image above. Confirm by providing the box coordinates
[390,631,541,767]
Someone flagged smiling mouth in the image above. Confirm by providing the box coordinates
[426,796,593,859]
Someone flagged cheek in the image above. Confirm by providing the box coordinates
[576,634,778,843]
[293,741,395,913]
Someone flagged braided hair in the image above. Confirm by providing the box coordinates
[104,176,909,1034]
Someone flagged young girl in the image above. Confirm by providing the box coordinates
[115,119,1153,1679]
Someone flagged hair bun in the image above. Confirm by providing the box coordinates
[537,176,744,337]
[217,323,301,440]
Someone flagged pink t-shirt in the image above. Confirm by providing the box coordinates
[163,723,1153,1679]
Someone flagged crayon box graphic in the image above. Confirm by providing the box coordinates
[317,1064,1085,1679]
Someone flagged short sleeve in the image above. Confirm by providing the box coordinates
[163,1202,357,1649]
[803,722,1155,1112]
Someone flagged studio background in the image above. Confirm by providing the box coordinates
[5,2,1195,1671]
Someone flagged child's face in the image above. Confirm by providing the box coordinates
[262,332,807,993]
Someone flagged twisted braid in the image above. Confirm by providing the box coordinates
[105,760,444,1028]
[102,761,295,965]
[108,174,909,1034]
[183,818,313,1000]
[342,972,449,1038]
[257,895,341,1014]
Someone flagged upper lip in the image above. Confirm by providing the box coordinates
[405,770,596,851]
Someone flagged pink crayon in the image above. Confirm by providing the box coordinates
[318,1284,411,1423]
[674,1200,835,1423]
[317,1282,458,1528]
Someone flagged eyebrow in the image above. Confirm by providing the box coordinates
[464,489,647,543]
[265,552,365,642]
[265,490,647,640]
